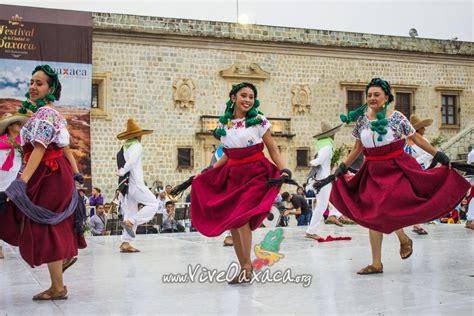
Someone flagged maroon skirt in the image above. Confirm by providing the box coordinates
[0,143,86,267]
[191,143,280,237]
[330,139,470,234]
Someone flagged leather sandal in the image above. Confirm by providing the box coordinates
[412,226,428,235]
[223,236,234,247]
[228,268,252,285]
[357,264,383,275]
[62,257,77,272]
[400,238,413,259]
[325,215,343,227]
[305,233,323,241]
[120,244,140,253]
[32,286,68,301]
[465,220,474,230]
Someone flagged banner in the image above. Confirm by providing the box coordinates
[0,5,92,185]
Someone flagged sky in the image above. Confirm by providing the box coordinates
[0,0,472,41]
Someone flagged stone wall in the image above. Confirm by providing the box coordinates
[441,125,474,160]
[90,13,474,199]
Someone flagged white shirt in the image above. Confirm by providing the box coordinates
[468,149,474,164]
[0,146,22,191]
[411,136,433,169]
[118,142,147,194]
[310,145,332,180]
[156,197,166,214]
[220,116,271,149]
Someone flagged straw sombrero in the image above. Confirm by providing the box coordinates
[410,114,433,131]
[117,118,153,140]
[313,121,342,139]
[0,113,30,135]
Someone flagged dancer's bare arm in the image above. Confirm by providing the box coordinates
[409,132,437,156]
[213,153,228,168]
[63,145,80,174]
[21,143,46,183]
[343,139,363,167]
[263,130,288,174]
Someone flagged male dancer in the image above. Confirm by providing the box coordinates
[306,121,342,240]
[116,118,158,252]
[405,114,433,235]
[0,113,29,258]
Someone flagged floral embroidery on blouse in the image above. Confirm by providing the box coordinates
[21,107,67,148]
[352,111,415,140]
[217,115,269,131]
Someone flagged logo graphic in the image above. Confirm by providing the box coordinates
[252,228,285,270]
[9,14,24,27]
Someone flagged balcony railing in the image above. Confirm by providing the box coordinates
[197,115,295,138]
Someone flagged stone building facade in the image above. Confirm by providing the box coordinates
[90,13,474,198]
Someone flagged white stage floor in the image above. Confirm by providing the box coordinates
[1,224,473,315]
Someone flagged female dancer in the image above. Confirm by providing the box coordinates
[0,65,86,299]
[190,82,291,284]
[331,78,470,274]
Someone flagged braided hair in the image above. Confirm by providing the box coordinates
[19,65,62,114]
[339,78,394,141]
[215,82,264,136]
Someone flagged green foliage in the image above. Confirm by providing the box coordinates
[430,135,448,148]
[331,144,348,169]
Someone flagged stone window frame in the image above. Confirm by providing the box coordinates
[177,147,194,169]
[340,82,366,114]
[91,72,112,120]
[296,147,310,168]
[394,92,412,118]
[435,87,463,129]
[388,85,418,119]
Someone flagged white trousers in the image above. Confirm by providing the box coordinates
[468,198,474,221]
[121,185,158,242]
[306,183,332,234]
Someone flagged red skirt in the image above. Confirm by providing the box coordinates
[191,143,280,237]
[0,144,86,267]
[330,139,470,234]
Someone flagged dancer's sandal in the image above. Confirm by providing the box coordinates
[228,268,252,285]
[121,221,135,238]
[338,216,355,225]
[412,226,428,235]
[120,244,140,253]
[305,233,324,241]
[400,238,413,259]
[32,286,68,301]
[62,257,78,272]
[325,215,343,227]
[223,236,234,247]
[465,220,474,230]
[357,264,383,275]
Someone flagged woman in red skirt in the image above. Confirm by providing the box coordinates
[0,65,86,300]
[331,78,470,274]
[191,82,290,284]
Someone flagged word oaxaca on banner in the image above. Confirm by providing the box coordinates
[0,4,93,186]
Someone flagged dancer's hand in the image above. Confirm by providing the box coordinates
[434,151,450,167]
[280,168,292,179]
[116,169,125,177]
[73,173,84,185]
[334,163,348,178]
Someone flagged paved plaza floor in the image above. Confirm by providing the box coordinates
[1,224,473,315]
